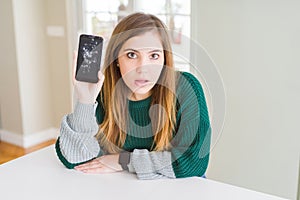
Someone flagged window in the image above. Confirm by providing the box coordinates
[82,0,191,71]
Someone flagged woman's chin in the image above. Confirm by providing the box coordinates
[129,87,153,100]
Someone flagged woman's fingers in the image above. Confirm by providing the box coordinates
[74,158,117,174]
[72,50,78,85]
[98,70,105,86]
[80,167,104,174]
[81,166,116,174]
[75,158,100,170]
[94,71,105,99]
[71,51,104,104]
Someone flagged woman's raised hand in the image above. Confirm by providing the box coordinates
[72,51,105,104]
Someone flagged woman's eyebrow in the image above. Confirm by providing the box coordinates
[148,49,162,53]
[123,48,162,53]
[123,48,139,52]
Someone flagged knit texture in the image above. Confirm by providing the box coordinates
[129,149,175,179]
[55,71,211,178]
[57,102,101,164]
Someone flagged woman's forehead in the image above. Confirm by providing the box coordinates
[122,31,163,50]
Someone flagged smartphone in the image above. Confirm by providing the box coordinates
[75,34,103,83]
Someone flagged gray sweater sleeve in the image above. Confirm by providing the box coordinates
[59,102,101,163]
[127,149,176,180]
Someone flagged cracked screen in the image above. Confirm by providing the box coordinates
[76,34,103,83]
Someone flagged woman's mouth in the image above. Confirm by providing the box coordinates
[134,79,150,87]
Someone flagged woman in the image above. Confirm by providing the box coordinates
[55,12,211,180]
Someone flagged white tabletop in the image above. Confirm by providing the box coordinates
[0,145,286,200]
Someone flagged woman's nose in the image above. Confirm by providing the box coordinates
[136,65,148,73]
[136,56,150,73]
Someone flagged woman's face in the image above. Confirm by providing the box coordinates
[118,31,164,101]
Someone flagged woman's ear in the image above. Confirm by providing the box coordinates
[115,59,120,67]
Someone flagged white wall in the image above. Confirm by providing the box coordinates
[0,0,72,146]
[46,0,72,128]
[191,0,300,199]
[12,0,53,135]
[0,0,23,134]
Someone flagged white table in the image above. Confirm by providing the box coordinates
[0,145,286,200]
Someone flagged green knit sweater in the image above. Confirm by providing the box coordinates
[56,71,211,178]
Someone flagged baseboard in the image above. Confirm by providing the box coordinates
[0,128,59,148]
[0,129,23,147]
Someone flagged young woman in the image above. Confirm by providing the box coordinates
[55,12,211,180]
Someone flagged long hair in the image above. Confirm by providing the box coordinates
[96,12,176,153]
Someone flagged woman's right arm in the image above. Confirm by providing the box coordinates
[55,102,102,169]
[55,52,105,169]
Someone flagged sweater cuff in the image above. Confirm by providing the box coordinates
[128,149,175,179]
[55,137,94,169]
[127,153,136,173]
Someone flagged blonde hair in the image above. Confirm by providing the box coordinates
[96,13,176,153]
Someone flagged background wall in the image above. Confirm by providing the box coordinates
[0,0,23,134]
[191,0,300,199]
[12,0,53,135]
[45,0,72,128]
[0,0,72,146]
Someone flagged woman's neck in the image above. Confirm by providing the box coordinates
[128,91,152,101]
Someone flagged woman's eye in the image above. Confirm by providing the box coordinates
[127,52,137,59]
[151,53,159,60]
